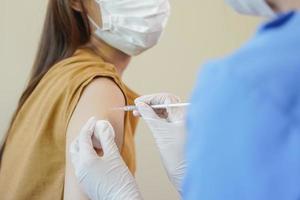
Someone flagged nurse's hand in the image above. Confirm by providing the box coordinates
[134,94,187,194]
[69,118,143,200]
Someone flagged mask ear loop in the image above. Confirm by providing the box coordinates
[93,0,112,31]
[88,16,101,30]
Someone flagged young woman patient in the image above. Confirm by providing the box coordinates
[0,0,170,199]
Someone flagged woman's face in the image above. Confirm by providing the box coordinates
[71,0,170,57]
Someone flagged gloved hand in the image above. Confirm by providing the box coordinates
[69,117,143,200]
[134,93,187,194]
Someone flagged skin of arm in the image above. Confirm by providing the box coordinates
[64,77,125,200]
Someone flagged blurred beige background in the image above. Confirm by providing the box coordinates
[0,0,260,199]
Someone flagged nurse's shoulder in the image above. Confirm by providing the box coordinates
[189,11,300,122]
[195,11,300,102]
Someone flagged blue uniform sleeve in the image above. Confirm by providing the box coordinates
[183,62,300,200]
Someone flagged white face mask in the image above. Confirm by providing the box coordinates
[89,0,170,56]
[225,0,275,18]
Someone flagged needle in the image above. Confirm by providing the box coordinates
[112,103,190,112]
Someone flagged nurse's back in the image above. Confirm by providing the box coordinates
[185,12,300,200]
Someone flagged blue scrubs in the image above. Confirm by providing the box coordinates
[184,12,300,200]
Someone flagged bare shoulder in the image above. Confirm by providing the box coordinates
[67,77,125,148]
[81,78,125,109]
[64,77,125,200]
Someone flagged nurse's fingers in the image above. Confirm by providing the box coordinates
[135,94,163,105]
[135,102,161,121]
[133,110,141,117]
[135,93,180,106]
[78,117,98,157]
[95,120,119,158]
[135,94,181,119]
[70,138,79,154]
[134,105,168,119]
[69,139,80,167]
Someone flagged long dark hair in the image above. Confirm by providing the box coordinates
[7,0,91,133]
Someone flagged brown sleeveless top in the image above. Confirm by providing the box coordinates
[0,48,139,200]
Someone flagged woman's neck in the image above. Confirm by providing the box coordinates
[86,35,131,76]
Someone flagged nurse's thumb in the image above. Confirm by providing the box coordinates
[95,120,118,157]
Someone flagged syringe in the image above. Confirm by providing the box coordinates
[113,103,190,112]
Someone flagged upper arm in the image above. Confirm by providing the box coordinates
[64,78,125,200]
